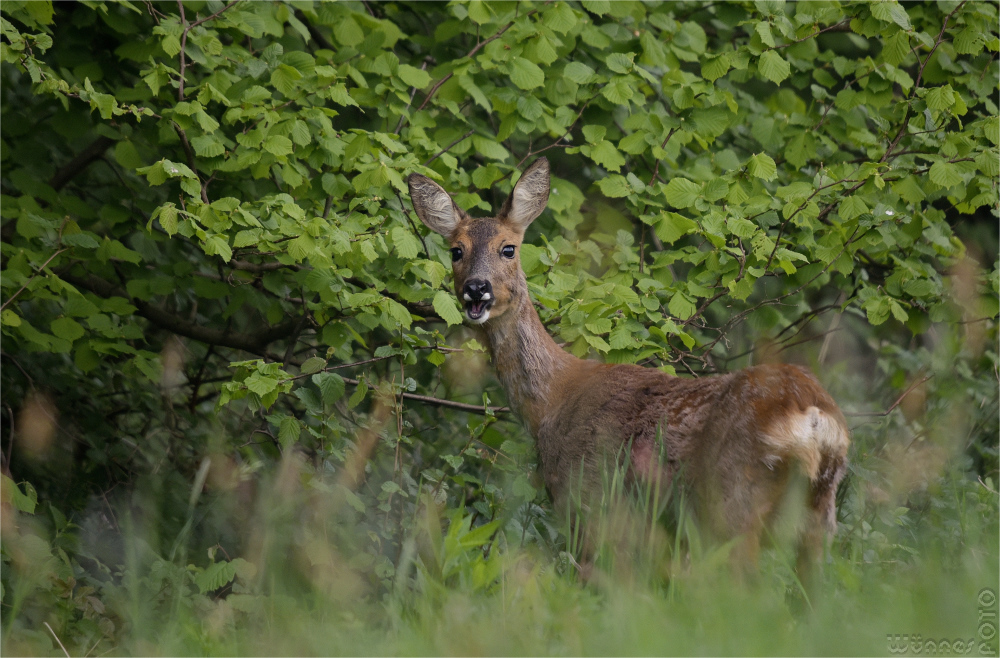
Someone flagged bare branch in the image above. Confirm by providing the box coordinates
[424,129,475,166]
[341,375,508,415]
[844,375,933,417]
[1,248,69,312]
[774,18,851,50]
[62,273,302,354]
[415,5,548,113]
[293,9,335,50]
[48,137,115,191]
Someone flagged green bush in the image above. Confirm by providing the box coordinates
[1,1,997,655]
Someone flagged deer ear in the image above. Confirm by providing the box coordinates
[408,174,462,237]
[501,157,550,232]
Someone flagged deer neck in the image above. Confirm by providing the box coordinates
[480,277,573,432]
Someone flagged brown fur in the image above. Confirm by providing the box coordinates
[407,158,849,567]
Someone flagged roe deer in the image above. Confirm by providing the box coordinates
[407,157,849,570]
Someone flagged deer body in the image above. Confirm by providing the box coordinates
[408,158,849,564]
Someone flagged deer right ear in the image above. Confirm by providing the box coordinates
[408,174,462,238]
[500,157,550,233]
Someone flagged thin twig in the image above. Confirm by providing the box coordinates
[416,5,548,112]
[394,59,430,134]
[914,0,967,92]
[1,248,69,312]
[341,375,507,415]
[648,128,679,187]
[177,0,188,101]
[188,0,239,30]
[844,375,932,417]
[178,1,240,101]
[423,129,474,166]
[44,622,71,658]
[171,122,209,203]
[774,18,850,50]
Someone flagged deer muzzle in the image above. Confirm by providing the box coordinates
[462,279,494,323]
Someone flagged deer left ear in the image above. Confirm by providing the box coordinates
[500,157,549,232]
[408,174,463,238]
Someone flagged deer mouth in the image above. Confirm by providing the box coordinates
[464,297,493,323]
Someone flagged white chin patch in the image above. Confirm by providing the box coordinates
[466,309,490,324]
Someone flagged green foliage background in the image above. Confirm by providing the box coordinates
[1,0,998,654]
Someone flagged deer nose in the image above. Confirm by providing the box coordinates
[463,279,492,302]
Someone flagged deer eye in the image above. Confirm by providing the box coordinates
[501,245,516,259]
[450,247,463,262]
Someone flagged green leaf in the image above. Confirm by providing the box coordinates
[433,290,463,326]
[691,106,732,139]
[601,76,633,105]
[925,85,955,111]
[471,164,502,189]
[245,372,278,397]
[747,153,777,181]
[984,116,1000,146]
[353,165,390,192]
[204,235,233,262]
[755,22,775,48]
[889,300,909,322]
[564,61,596,84]
[334,15,364,46]
[1,475,37,514]
[391,226,421,259]
[581,0,609,15]
[270,64,302,97]
[954,27,985,56]
[882,31,910,66]
[893,176,926,204]
[195,560,237,594]
[398,64,431,88]
[312,372,346,404]
[663,178,702,208]
[928,161,963,188]
[701,52,731,81]
[588,140,625,172]
[597,175,631,198]
[509,58,544,90]
[582,125,606,144]
[51,317,85,341]
[191,135,224,158]
[300,356,327,374]
[870,1,911,29]
[347,379,367,409]
[840,195,869,221]
[467,1,494,25]
[114,140,144,169]
[543,2,577,34]
[458,519,501,548]
[656,212,698,244]
[758,50,790,84]
[726,216,757,239]
[472,135,510,161]
[263,135,293,156]
[619,131,649,155]
[277,416,301,448]
[583,334,611,353]
[605,52,634,74]
[667,292,696,320]
[328,84,360,108]
[157,203,178,236]
[1,310,22,327]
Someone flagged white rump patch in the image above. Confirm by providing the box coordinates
[763,407,848,480]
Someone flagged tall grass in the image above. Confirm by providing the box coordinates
[2,317,997,657]
[3,421,996,656]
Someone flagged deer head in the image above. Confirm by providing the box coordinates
[407,157,550,324]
